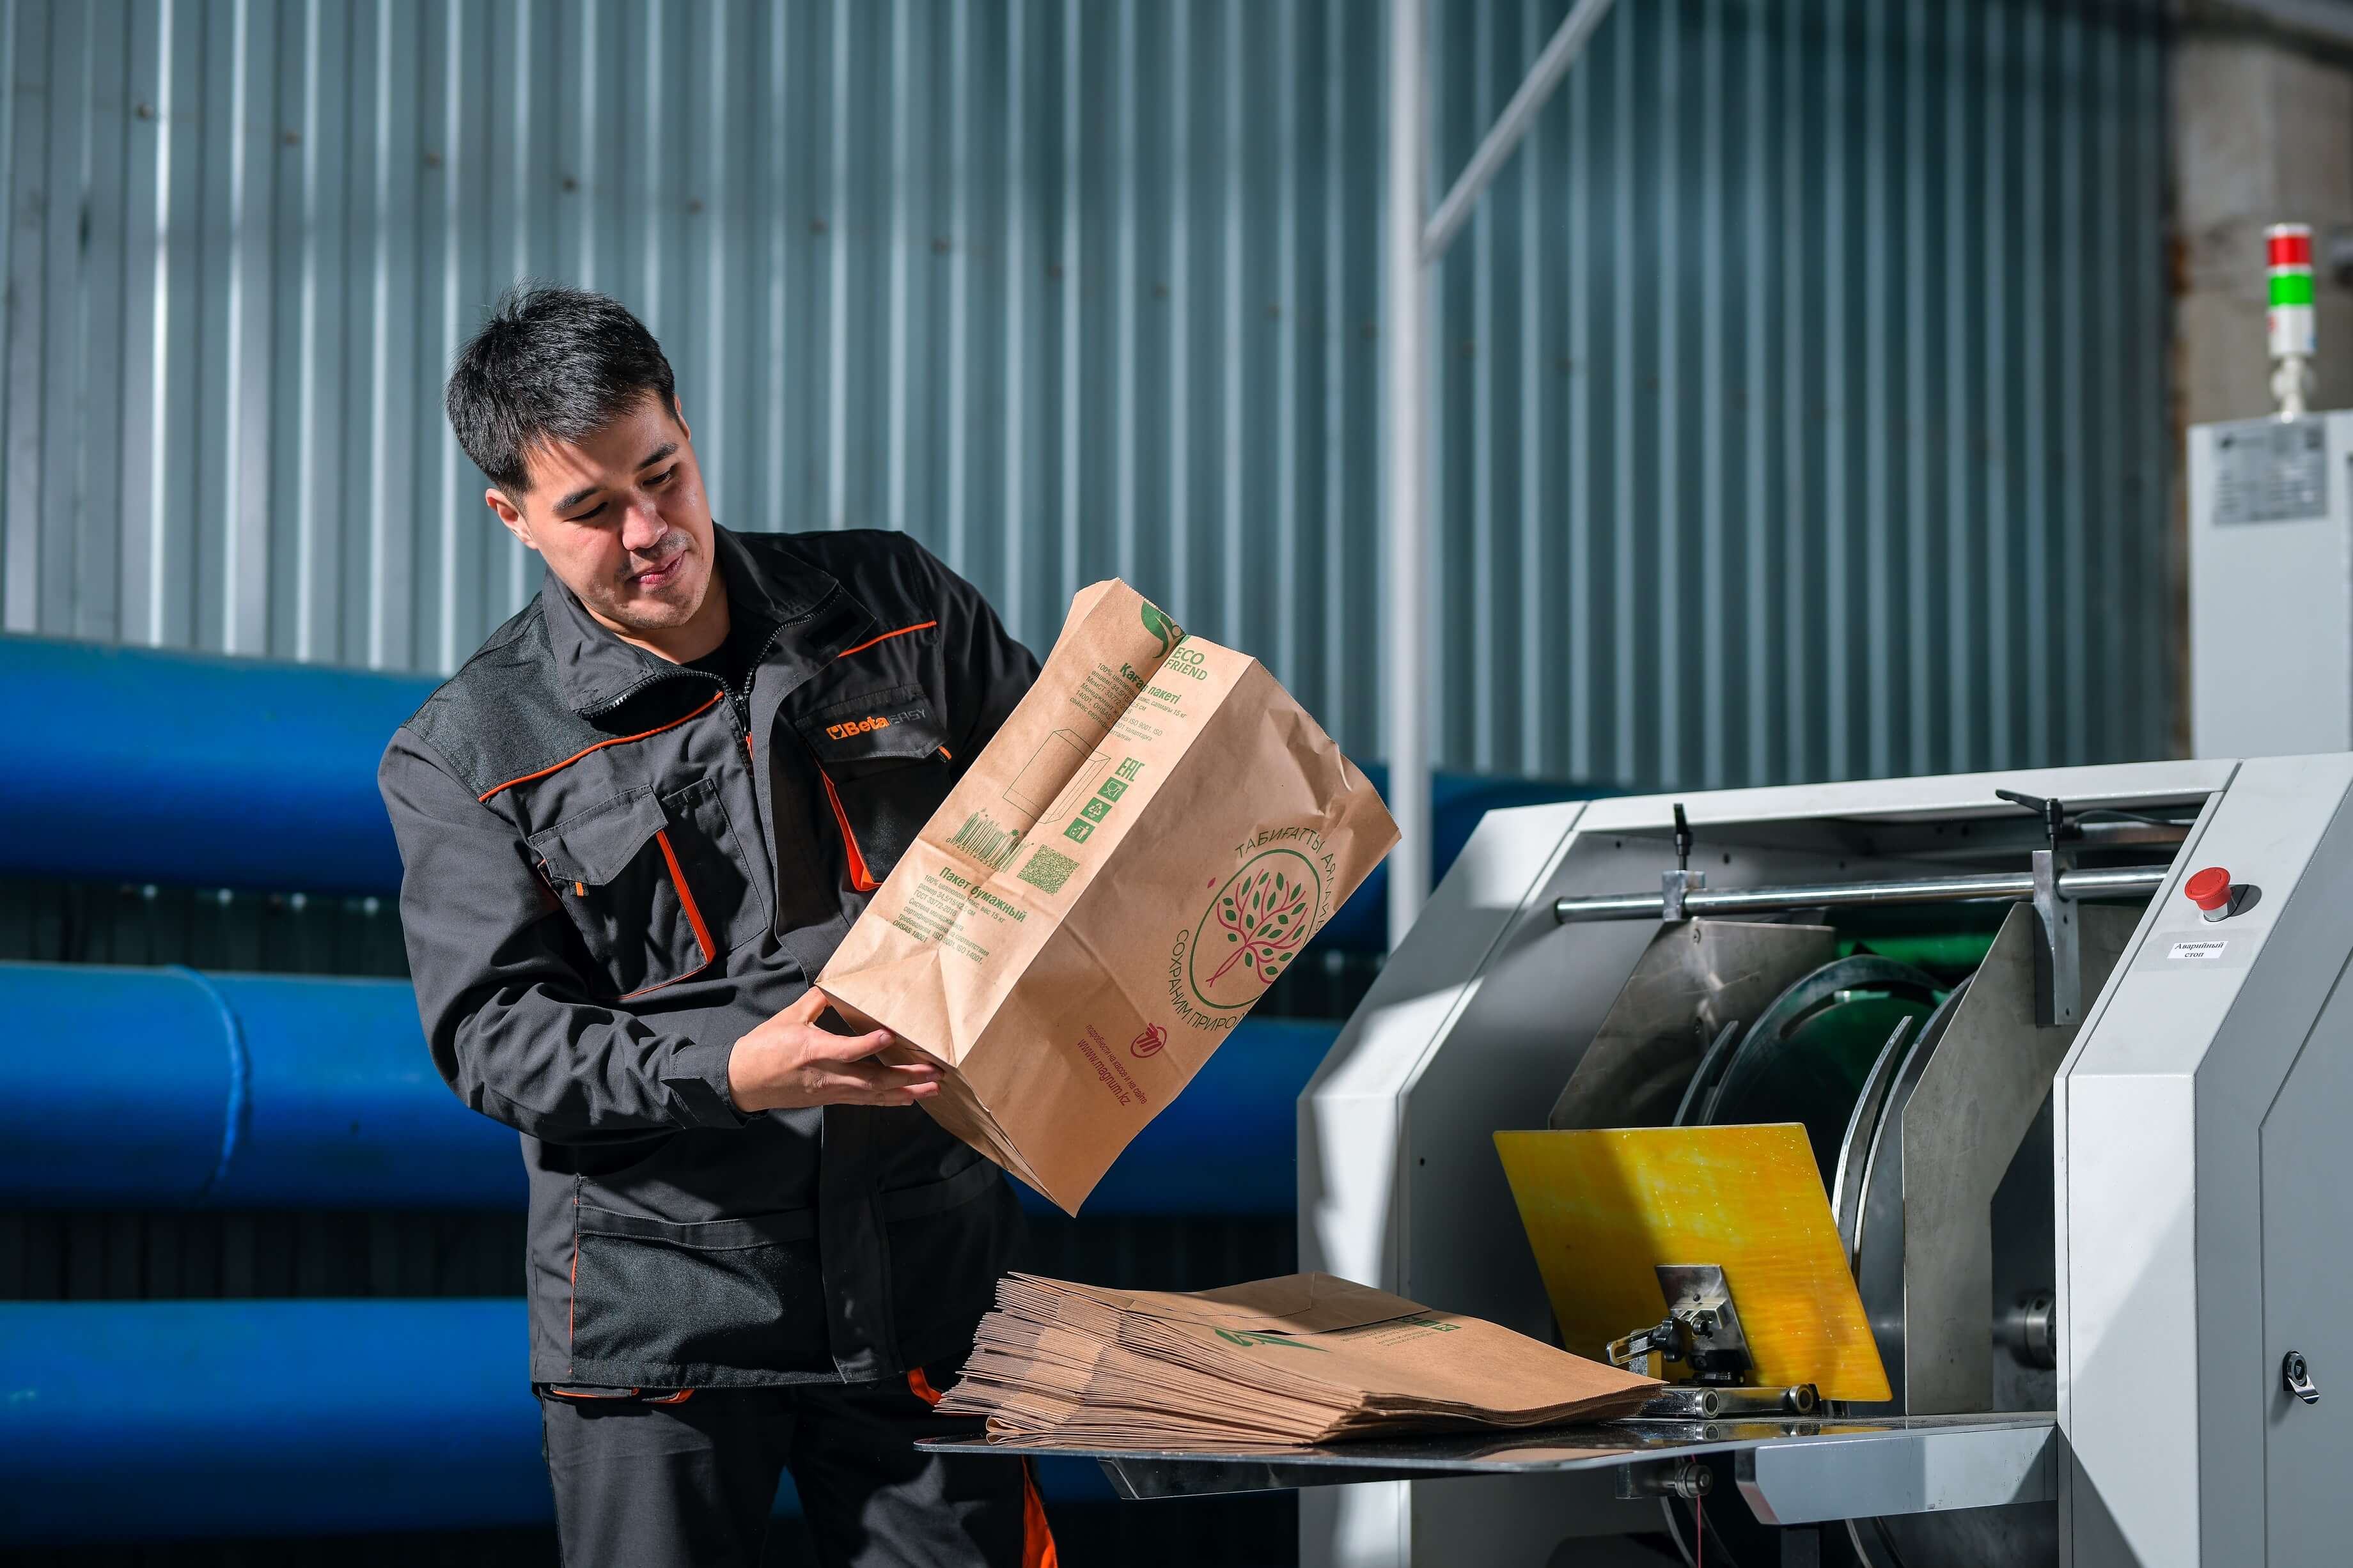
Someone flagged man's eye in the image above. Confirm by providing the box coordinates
[565,502,609,523]
[646,466,676,489]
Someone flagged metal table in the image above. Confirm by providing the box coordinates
[921,1412,2057,1526]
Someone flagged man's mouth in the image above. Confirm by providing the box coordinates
[631,549,687,589]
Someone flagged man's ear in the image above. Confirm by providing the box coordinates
[486,488,536,551]
[671,394,692,444]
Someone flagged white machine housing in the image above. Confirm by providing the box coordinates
[2189,412,2353,757]
[1299,756,2353,1567]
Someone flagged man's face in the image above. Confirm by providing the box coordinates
[487,394,717,640]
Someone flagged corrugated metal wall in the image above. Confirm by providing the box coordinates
[0,0,2167,784]
[1432,0,2172,788]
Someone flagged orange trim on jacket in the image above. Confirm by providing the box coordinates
[540,1386,695,1405]
[834,619,937,661]
[819,769,880,892]
[1020,1461,1058,1567]
[653,829,717,965]
[477,690,726,802]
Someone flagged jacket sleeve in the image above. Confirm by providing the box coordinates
[378,727,749,1144]
[915,543,1040,758]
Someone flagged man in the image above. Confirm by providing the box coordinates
[379,286,1053,1568]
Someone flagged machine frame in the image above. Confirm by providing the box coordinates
[1295,756,2353,1567]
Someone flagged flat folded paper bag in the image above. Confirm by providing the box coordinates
[818,580,1396,1215]
[1034,1273,1428,1335]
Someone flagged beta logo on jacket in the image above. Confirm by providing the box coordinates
[822,700,933,744]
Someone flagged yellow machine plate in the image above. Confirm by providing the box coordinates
[1494,1124,1892,1402]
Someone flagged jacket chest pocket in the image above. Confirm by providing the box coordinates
[793,683,954,893]
[528,779,760,1001]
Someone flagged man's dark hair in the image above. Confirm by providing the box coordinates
[445,284,678,493]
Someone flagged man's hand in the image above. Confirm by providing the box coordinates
[725,988,942,1113]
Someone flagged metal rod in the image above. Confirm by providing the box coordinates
[1383,0,1432,949]
[1553,865,2171,924]
[1636,1385,1820,1420]
[1420,0,1617,264]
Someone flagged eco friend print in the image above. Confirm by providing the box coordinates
[1194,848,1322,1001]
[1141,600,1182,658]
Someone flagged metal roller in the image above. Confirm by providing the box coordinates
[1681,954,1945,1189]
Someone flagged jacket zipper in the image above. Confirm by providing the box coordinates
[608,639,882,897]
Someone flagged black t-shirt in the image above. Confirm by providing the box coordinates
[684,615,765,727]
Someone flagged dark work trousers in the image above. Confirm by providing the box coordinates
[538,1367,1055,1568]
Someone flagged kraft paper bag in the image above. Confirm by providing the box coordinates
[817,580,1397,1215]
[936,1273,1662,1448]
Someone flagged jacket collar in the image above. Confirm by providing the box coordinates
[543,523,850,716]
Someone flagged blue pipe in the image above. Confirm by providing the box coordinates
[0,961,520,1209]
[0,635,428,895]
[0,1300,543,1541]
[0,959,1331,1216]
[0,635,1607,947]
[0,1298,1113,1544]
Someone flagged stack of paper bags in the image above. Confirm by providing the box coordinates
[937,1272,1661,1448]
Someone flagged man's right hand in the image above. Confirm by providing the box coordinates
[725,988,942,1113]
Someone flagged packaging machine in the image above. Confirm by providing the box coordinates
[1281,756,2353,1566]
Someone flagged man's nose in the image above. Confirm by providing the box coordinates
[621,504,668,554]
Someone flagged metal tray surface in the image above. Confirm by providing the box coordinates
[920,1412,2058,1520]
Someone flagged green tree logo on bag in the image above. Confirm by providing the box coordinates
[1188,849,1323,1009]
[1141,600,1183,659]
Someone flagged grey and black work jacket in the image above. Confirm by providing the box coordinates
[378,524,1037,1388]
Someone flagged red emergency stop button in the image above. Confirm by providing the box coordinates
[2186,867,2233,922]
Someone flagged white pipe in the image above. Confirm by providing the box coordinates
[1383,0,1431,950]
[2214,0,2353,51]
[1421,0,1616,265]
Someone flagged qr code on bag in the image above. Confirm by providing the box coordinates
[1018,844,1081,895]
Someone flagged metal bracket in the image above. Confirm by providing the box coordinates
[1661,869,1707,923]
[2285,1349,2320,1406]
[2030,846,2081,1027]
[1616,1456,1712,1500]
[1606,1318,1682,1378]
[1607,1264,1756,1385]
[1999,788,2090,1027]
[1734,1420,2058,1525]
[1661,802,1705,921]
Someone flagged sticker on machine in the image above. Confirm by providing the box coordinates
[2132,931,2256,972]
